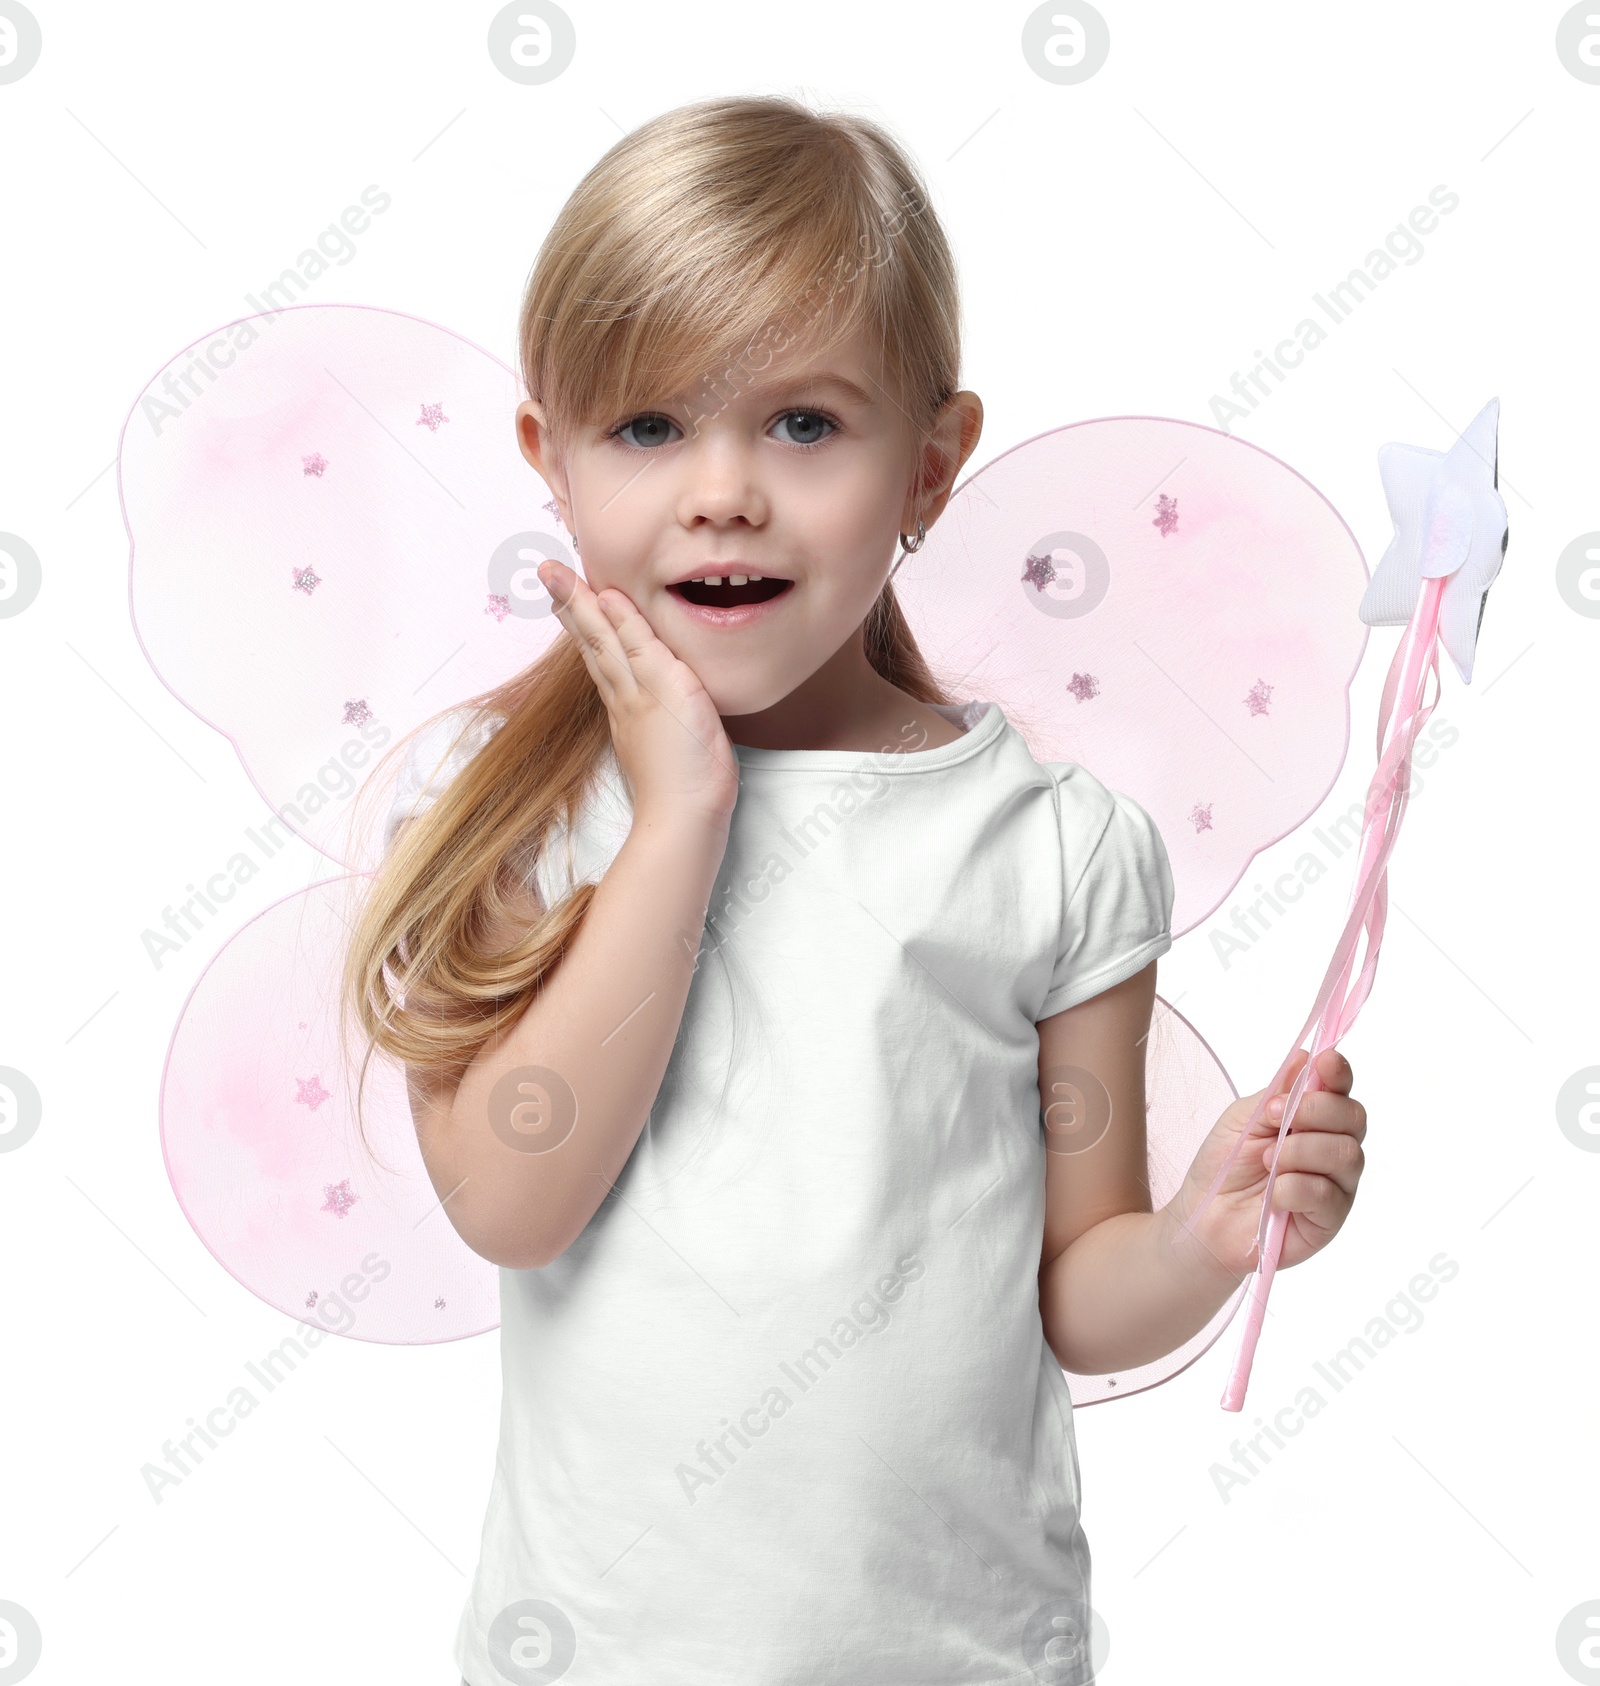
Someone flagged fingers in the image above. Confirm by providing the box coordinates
[540,558,671,669]
[1263,1048,1353,1099]
[593,581,667,661]
[1313,1047,1355,1095]
[1261,1127,1364,1197]
[537,555,582,614]
[1249,1048,1360,1129]
[1267,1084,1367,1140]
[1267,1169,1356,1228]
[538,559,640,700]
[534,561,732,789]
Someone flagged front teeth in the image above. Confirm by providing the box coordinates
[687,573,764,585]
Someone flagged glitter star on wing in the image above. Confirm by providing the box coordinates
[1357,397,1509,683]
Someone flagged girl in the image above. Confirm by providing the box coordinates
[350,93,1367,1686]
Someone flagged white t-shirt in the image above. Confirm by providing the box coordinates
[388,697,1174,1686]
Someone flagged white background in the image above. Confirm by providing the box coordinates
[1,2,1596,1683]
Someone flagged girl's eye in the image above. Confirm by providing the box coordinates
[604,408,839,451]
[607,413,682,450]
[772,409,838,447]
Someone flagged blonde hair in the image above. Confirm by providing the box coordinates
[343,94,962,1129]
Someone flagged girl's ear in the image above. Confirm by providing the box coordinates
[904,389,985,534]
[515,399,571,523]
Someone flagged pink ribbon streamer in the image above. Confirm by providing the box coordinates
[1175,573,1446,1410]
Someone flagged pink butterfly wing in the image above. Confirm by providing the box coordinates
[897,416,1369,935]
[120,301,569,872]
[160,876,497,1342]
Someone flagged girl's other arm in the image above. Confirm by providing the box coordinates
[1036,963,1241,1375]
[1036,963,1366,1374]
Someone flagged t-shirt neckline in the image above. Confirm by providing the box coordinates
[731,699,1002,774]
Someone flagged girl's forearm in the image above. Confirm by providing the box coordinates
[438,807,730,1269]
[1038,1203,1246,1375]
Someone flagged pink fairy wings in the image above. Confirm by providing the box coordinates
[121,305,571,1342]
[1176,399,1508,1411]
[121,305,1373,1399]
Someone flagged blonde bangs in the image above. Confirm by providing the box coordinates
[520,95,956,447]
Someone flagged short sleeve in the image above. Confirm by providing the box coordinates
[1037,764,1175,1020]
[382,706,505,853]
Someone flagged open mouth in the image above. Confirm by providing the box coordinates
[669,573,792,608]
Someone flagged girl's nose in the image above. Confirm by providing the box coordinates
[677,435,768,529]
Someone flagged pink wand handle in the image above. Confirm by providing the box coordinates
[1192,574,1445,1413]
[1219,1068,1327,1411]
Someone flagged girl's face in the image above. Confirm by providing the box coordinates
[516,322,981,717]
